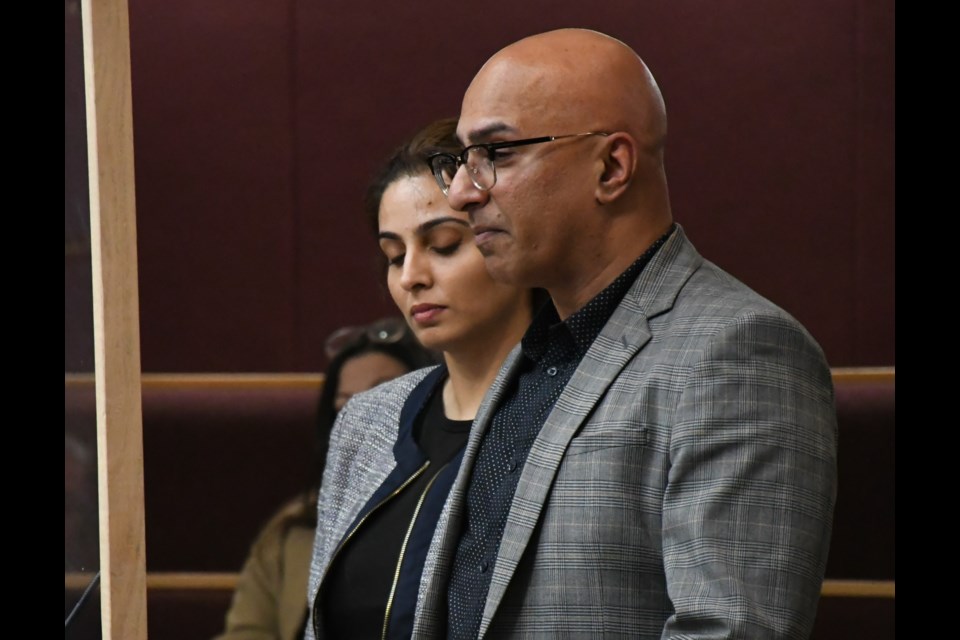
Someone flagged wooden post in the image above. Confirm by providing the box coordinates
[80,0,147,637]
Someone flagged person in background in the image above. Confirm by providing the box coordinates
[215,319,436,640]
[304,117,540,640]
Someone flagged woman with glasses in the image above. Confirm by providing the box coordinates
[303,118,537,640]
[215,320,436,640]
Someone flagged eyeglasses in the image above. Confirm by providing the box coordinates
[324,317,410,360]
[426,132,609,195]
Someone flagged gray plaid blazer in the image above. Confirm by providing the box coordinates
[413,226,837,639]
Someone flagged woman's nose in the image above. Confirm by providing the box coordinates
[398,248,432,291]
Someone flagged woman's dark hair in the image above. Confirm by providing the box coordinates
[363,117,460,231]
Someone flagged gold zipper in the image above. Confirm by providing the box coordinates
[312,460,431,640]
[381,462,449,640]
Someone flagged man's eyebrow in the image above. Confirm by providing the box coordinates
[461,122,516,144]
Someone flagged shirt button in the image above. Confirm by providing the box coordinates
[546,366,558,376]
[480,560,489,573]
[507,459,518,473]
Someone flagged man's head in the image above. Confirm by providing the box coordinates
[441,29,673,315]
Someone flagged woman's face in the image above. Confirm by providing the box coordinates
[335,351,410,412]
[378,173,529,354]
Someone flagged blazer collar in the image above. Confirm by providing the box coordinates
[342,365,446,538]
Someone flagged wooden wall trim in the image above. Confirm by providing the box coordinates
[65,367,893,390]
[140,373,324,390]
[65,573,896,598]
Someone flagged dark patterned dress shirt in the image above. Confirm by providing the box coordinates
[447,226,675,639]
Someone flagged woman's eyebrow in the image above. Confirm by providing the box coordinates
[416,217,470,236]
[379,217,468,242]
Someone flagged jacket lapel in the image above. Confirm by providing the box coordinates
[478,226,704,635]
[415,346,526,630]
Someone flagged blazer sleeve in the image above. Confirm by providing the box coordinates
[303,403,353,640]
[661,311,838,639]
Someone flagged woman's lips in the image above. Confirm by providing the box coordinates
[410,303,445,324]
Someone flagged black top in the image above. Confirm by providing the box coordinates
[322,384,470,639]
[447,226,675,639]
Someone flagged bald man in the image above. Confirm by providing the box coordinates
[415,29,837,639]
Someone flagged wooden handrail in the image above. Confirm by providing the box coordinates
[830,367,896,383]
[821,579,896,598]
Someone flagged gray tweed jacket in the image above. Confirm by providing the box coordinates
[411,226,838,639]
[304,366,437,640]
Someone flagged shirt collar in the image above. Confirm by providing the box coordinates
[521,224,676,362]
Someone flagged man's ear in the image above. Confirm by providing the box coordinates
[595,133,636,204]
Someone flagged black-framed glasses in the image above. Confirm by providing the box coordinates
[426,132,609,195]
[324,317,409,360]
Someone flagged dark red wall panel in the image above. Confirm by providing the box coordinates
[130,1,299,371]
[853,0,895,365]
[99,0,895,371]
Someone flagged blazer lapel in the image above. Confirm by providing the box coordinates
[445,345,525,537]
[415,345,526,631]
[479,226,704,636]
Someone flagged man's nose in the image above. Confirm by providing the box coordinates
[446,164,490,212]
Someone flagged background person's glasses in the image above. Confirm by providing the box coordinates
[426,132,609,195]
[324,317,409,360]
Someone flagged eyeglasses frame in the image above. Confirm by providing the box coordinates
[426,131,610,194]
